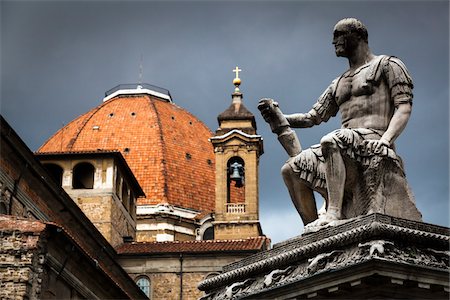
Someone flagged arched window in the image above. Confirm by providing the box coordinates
[136,276,151,298]
[72,162,95,189]
[43,164,63,186]
[227,157,245,204]
[202,226,214,240]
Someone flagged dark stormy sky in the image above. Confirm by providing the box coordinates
[1,0,448,244]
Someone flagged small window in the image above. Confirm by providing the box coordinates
[202,226,214,240]
[72,162,95,189]
[136,276,151,298]
[43,164,63,186]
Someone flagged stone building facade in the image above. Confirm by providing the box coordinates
[36,151,144,248]
[211,87,264,240]
[0,116,147,299]
[116,238,269,300]
[1,75,270,299]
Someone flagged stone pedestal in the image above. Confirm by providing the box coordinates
[198,214,449,299]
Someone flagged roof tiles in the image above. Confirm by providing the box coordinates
[38,94,215,212]
[116,237,270,254]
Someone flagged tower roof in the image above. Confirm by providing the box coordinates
[217,99,255,123]
[37,85,215,212]
[216,67,256,134]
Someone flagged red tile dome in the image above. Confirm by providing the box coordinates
[38,88,215,213]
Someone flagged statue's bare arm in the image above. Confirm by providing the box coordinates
[284,110,322,128]
[364,103,412,153]
[382,103,412,145]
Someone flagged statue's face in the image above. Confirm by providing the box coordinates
[332,24,360,57]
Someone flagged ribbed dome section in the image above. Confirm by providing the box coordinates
[38,94,215,212]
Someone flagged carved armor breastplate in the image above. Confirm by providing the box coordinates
[335,56,386,106]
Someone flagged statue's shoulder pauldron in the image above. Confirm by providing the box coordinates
[312,77,339,122]
[381,56,414,106]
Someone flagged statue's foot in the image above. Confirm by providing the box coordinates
[311,213,339,227]
[303,213,340,234]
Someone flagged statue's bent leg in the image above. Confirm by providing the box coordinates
[320,133,346,221]
[281,163,318,225]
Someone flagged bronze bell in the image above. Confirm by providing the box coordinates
[229,162,244,187]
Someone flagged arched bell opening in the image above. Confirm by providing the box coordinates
[226,157,245,212]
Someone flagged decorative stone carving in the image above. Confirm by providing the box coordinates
[198,214,449,299]
[223,279,255,299]
[263,266,294,287]
[358,240,394,257]
[258,18,422,229]
[307,250,342,274]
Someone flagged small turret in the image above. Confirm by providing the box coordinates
[210,67,264,240]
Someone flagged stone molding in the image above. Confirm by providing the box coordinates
[198,214,449,298]
[0,170,50,221]
[46,254,99,299]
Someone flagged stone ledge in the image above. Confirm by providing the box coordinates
[222,213,448,273]
[198,214,449,299]
[238,259,450,299]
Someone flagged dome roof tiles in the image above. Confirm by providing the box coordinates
[38,94,215,213]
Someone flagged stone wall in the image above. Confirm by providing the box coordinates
[74,194,135,247]
[0,219,46,300]
[136,216,197,242]
[131,271,208,300]
[0,117,149,299]
[214,223,260,240]
[119,253,251,300]
[212,127,263,240]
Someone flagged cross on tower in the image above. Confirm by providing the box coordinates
[233,66,242,79]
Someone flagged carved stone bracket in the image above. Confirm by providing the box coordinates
[307,250,343,274]
[358,240,394,257]
[263,266,294,287]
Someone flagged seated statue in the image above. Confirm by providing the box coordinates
[258,18,422,230]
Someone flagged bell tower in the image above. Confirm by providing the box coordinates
[210,67,264,240]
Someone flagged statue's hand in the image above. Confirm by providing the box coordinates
[258,98,278,123]
[363,139,390,155]
[258,98,290,134]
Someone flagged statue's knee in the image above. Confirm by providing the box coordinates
[320,134,338,153]
[281,163,294,180]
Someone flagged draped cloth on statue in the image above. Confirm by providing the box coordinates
[287,127,421,220]
[281,55,422,222]
[287,128,397,190]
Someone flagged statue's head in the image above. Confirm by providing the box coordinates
[332,18,368,57]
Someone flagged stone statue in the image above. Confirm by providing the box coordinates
[258,18,421,229]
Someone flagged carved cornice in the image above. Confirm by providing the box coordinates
[198,214,449,292]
